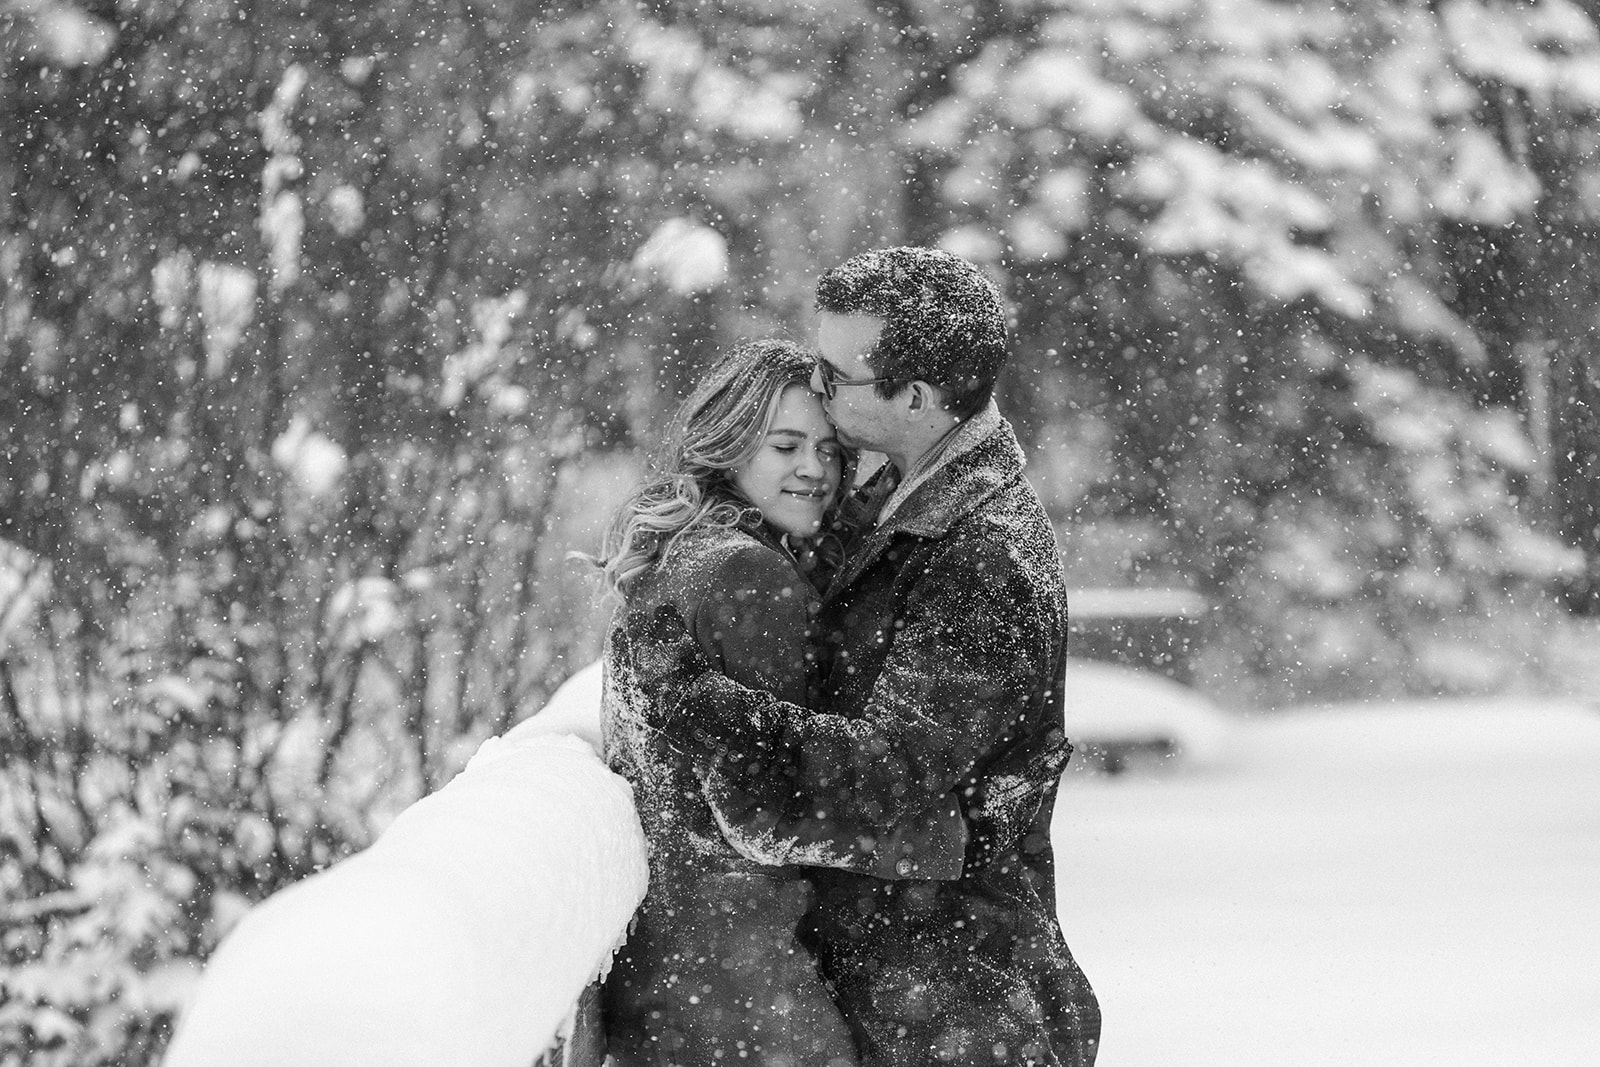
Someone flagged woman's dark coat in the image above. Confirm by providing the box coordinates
[600,513,966,1067]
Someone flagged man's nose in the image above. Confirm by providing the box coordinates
[808,362,827,397]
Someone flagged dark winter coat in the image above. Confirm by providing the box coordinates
[600,509,967,1067]
[635,411,1101,1066]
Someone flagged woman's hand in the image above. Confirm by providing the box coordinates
[620,604,716,746]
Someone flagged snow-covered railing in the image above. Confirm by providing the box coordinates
[164,663,644,1067]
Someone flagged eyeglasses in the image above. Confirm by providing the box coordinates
[815,358,896,401]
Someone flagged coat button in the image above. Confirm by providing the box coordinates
[895,858,915,877]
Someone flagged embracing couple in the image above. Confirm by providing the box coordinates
[592,247,1101,1067]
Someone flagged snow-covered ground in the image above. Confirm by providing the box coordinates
[1053,697,1600,1066]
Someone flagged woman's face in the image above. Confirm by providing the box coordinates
[731,383,843,539]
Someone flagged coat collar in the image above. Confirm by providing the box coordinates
[663,488,801,570]
[824,406,1027,599]
[875,400,1004,533]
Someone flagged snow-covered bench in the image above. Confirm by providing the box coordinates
[1062,658,1230,774]
[163,663,642,1067]
[1067,585,1209,684]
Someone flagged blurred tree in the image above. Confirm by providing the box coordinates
[901,0,1598,695]
[0,0,895,1060]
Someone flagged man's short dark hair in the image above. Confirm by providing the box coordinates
[815,246,1008,419]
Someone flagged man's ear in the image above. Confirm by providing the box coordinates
[906,381,936,412]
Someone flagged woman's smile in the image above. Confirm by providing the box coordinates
[731,384,843,538]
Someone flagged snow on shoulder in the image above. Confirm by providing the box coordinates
[165,715,646,1067]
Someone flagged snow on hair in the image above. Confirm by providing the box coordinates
[591,340,815,600]
[815,246,1007,419]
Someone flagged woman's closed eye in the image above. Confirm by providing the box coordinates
[772,441,836,458]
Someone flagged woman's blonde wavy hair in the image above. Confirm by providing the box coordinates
[592,339,827,601]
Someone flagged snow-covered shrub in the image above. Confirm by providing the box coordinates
[0,442,622,1064]
[0,0,830,1059]
[915,0,1600,700]
[1198,362,1580,701]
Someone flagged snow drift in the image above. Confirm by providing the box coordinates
[163,715,647,1067]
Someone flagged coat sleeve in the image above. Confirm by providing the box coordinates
[690,543,968,880]
[688,542,813,705]
[657,527,1062,842]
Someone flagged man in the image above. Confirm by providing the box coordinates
[639,247,1099,1066]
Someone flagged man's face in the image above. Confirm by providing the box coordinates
[813,311,901,455]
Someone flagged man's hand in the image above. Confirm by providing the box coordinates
[962,725,1074,870]
[621,602,780,762]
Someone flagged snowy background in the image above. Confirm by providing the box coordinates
[1058,691,1600,1065]
[4,0,1600,1062]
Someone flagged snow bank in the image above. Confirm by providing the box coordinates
[164,728,647,1067]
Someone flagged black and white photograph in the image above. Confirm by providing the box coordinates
[2,0,1598,1064]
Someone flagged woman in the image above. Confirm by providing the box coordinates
[593,339,859,1067]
